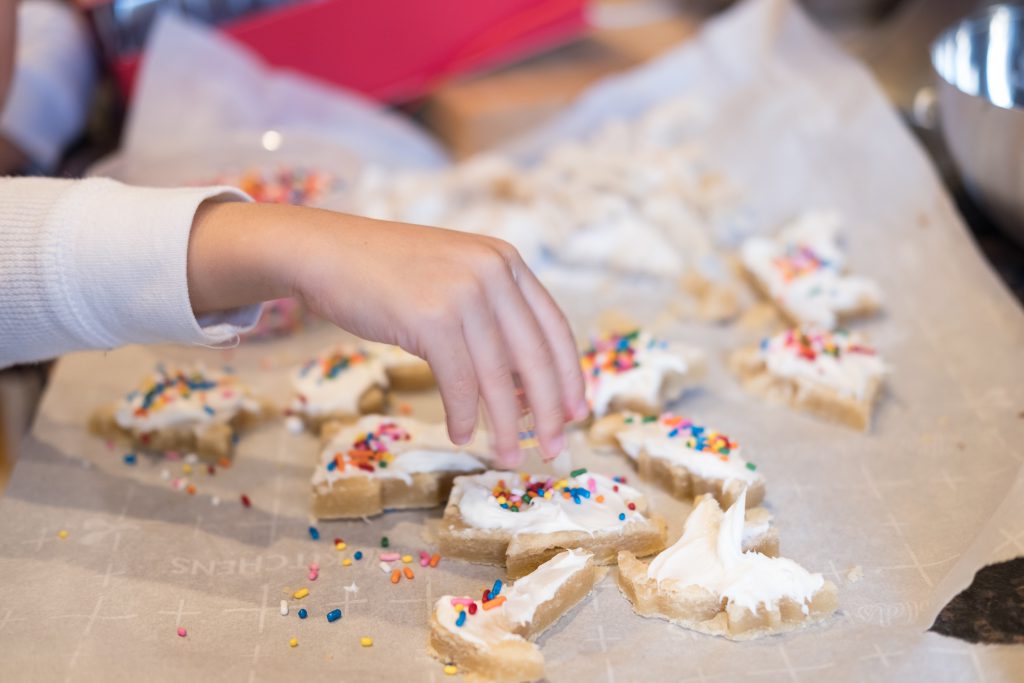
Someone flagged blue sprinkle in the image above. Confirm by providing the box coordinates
[203,405,215,416]
[667,428,679,438]
[308,526,320,541]
[298,608,308,619]
[759,337,769,351]
[618,513,626,521]
[491,579,503,598]
[354,551,363,560]
[123,454,137,465]
[326,609,342,623]
[326,460,337,471]
[691,426,705,437]
[455,611,467,628]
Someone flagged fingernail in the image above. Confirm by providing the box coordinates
[542,433,566,460]
[450,430,470,446]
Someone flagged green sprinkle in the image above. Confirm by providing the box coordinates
[624,416,635,424]
[381,536,389,548]
[570,468,588,478]
[642,415,657,423]
[745,462,757,471]
[378,461,388,468]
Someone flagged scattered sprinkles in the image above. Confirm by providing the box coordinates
[289,637,298,648]
[326,609,342,623]
[240,494,252,508]
[177,627,187,638]
[298,608,308,619]
[58,530,69,540]
[360,637,373,647]
[293,588,309,600]
[123,454,137,465]
[308,526,320,541]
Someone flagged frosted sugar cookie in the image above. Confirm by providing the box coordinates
[590,412,765,509]
[617,491,837,640]
[729,328,887,431]
[740,212,882,330]
[89,365,272,462]
[581,329,706,418]
[312,415,490,519]
[438,469,666,578]
[430,549,601,683]
[287,345,388,432]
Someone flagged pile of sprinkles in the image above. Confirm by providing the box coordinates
[580,330,643,380]
[125,366,233,420]
[771,244,830,282]
[487,469,631,511]
[625,414,757,471]
[325,421,412,474]
[299,349,369,382]
[762,329,876,362]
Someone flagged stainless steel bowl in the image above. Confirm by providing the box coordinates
[931,4,1024,245]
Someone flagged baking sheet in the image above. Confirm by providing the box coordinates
[2,0,1023,680]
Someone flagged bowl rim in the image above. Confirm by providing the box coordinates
[930,2,1024,111]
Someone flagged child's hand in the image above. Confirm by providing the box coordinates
[188,202,587,466]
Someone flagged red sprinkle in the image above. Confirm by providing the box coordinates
[627,502,637,511]
[468,602,478,615]
[240,494,252,508]
[482,589,490,602]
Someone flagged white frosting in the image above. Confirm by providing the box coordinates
[582,330,704,417]
[613,413,762,488]
[449,470,649,535]
[759,329,887,400]
[114,366,259,432]
[741,212,882,330]
[289,346,388,417]
[647,490,824,613]
[434,549,592,646]
[312,415,489,487]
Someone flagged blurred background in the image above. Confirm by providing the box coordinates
[1,0,1022,484]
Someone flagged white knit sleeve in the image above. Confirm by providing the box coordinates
[0,177,262,368]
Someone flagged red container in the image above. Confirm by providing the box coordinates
[81,0,588,102]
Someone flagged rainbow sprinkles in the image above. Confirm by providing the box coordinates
[580,329,706,417]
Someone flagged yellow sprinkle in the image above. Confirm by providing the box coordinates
[57,530,69,539]
[293,588,309,599]
[335,541,347,551]
[496,495,507,505]
[360,637,373,647]
[444,665,458,675]
[182,464,192,474]
[401,555,412,564]
[454,604,464,613]
[342,558,352,567]
[289,638,298,648]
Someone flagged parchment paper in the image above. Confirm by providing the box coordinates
[2,0,1023,681]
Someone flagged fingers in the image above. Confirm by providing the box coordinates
[423,331,479,446]
[513,265,588,422]
[483,267,567,462]
[462,302,525,468]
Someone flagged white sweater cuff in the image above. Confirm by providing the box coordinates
[60,178,261,348]
[0,177,260,367]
